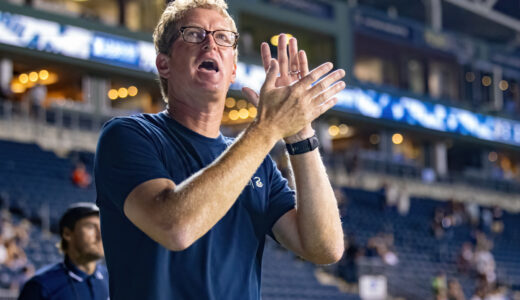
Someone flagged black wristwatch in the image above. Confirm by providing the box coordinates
[285,135,320,155]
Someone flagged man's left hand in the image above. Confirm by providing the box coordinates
[242,34,322,144]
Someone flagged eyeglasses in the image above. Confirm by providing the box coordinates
[178,26,239,48]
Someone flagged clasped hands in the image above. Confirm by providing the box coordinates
[242,34,346,144]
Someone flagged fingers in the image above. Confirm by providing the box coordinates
[307,68,346,99]
[312,97,339,120]
[294,62,334,90]
[277,34,289,77]
[311,81,346,107]
[242,87,259,107]
[263,59,279,90]
[288,38,299,76]
[261,42,272,72]
[298,50,309,77]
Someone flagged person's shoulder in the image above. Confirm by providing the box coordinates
[28,262,67,287]
[100,112,166,139]
[103,112,162,130]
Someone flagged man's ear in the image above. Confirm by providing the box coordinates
[62,227,72,243]
[156,53,170,79]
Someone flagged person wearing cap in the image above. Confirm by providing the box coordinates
[18,203,108,300]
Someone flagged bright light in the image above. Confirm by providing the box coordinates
[108,89,118,100]
[236,99,247,109]
[392,133,403,144]
[118,87,128,98]
[128,86,138,96]
[482,76,492,87]
[225,97,235,108]
[270,33,294,47]
[328,125,339,137]
[488,151,497,162]
[501,157,511,170]
[239,108,249,119]
[499,80,508,91]
[248,107,257,118]
[339,124,349,135]
[369,134,380,145]
[29,71,38,82]
[229,110,239,120]
[10,82,25,93]
[19,73,28,84]
[39,70,49,80]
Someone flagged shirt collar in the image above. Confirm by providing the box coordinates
[64,256,102,282]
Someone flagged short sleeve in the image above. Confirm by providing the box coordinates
[94,118,171,212]
[265,156,295,240]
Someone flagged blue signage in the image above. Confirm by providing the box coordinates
[0,11,157,74]
[334,88,520,147]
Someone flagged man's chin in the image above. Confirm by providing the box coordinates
[83,250,104,262]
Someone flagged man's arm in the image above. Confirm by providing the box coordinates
[255,34,344,264]
[122,60,345,251]
[272,149,344,264]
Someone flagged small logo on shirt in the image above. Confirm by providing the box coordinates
[254,176,263,188]
[248,176,263,189]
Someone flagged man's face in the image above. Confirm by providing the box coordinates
[161,8,237,101]
[67,215,104,261]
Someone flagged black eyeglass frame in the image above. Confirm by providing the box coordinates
[176,26,240,49]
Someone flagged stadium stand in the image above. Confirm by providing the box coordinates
[2,0,520,299]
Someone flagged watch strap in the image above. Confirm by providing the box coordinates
[285,135,319,155]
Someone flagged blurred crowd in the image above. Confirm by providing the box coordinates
[0,209,35,291]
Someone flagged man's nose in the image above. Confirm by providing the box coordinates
[202,33,218,51]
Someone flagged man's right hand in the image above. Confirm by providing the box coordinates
[248,57,346,141]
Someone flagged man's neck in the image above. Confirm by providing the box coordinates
[167,98,223,138]
[66,254,97,275]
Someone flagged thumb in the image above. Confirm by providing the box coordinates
[242,87,259,107]
[263,59,278,89]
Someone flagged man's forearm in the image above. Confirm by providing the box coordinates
[159,123,278,248]
[290,149,344,261]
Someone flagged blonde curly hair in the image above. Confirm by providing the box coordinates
[153,0,238,102]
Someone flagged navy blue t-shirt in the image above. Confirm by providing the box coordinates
[94,111,295,300]
[18,257,109,300]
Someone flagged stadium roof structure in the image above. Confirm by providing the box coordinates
[353,0,520,46]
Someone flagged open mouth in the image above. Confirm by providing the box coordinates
[198,60,219,72]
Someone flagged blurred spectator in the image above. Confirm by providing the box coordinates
[380,182,398,212]
[397,185,410,216]
[457,242,474,275]
[432,207,446,239]
[474,243,496,285]
[71,162,92,188]
[27,83,47,117]
[336,234,363,283]
[5,238,28,270]
[447,279,466,300]
[365,233,398,266]
[466,202,480,228]
[10,264,34,291]
[19,203,108,300]
[432,272,448,300]
[491,206,504,235]
[480,207,493,235]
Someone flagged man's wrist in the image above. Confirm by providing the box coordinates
[285,134,319,155]
[284,128,315,144]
